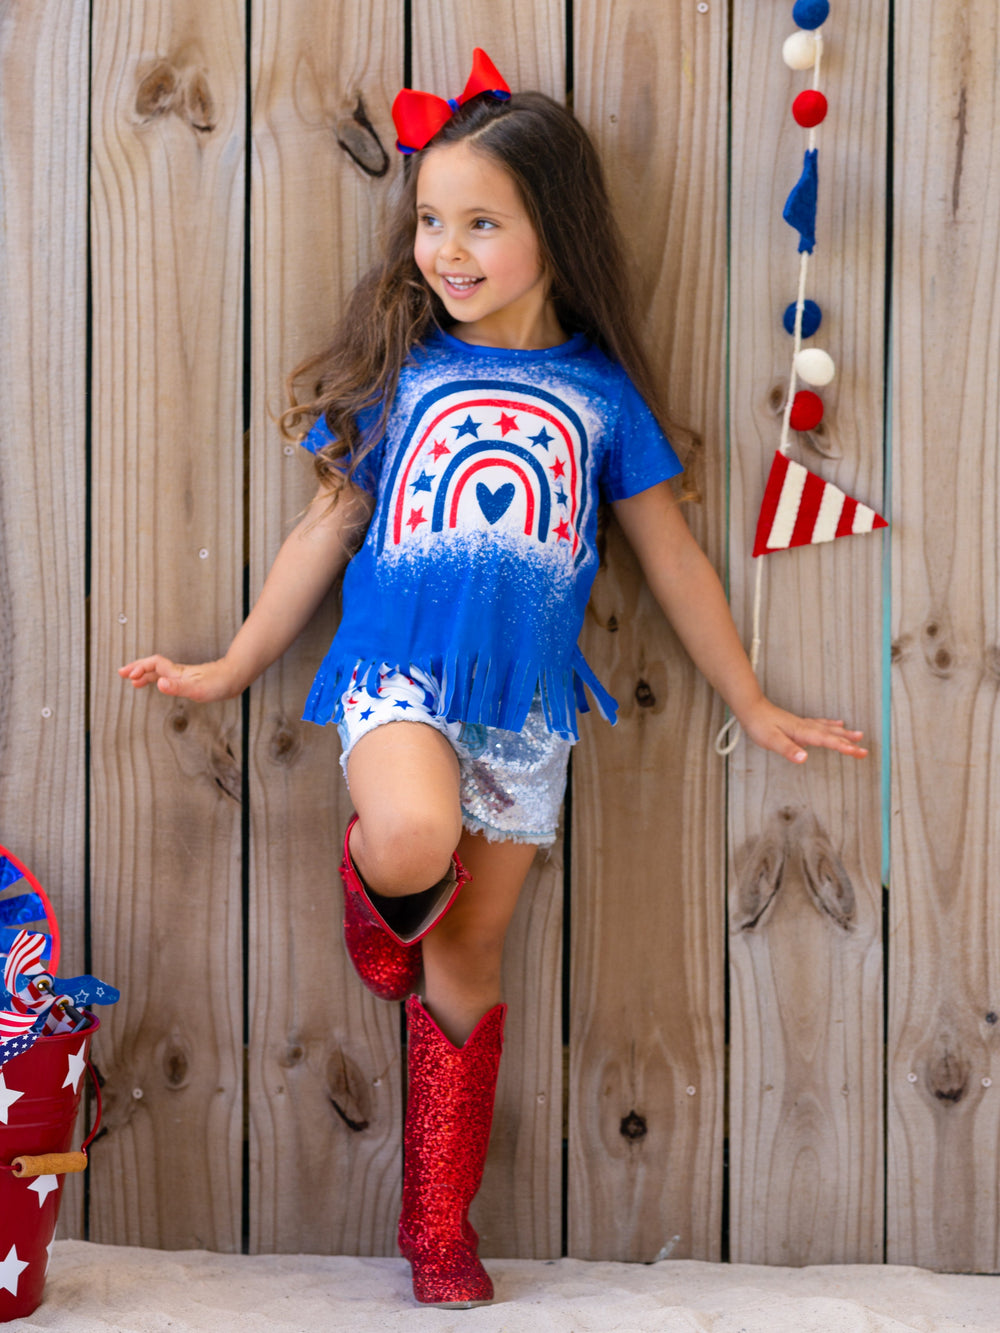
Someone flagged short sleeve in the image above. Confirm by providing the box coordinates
[601,375,683,501]
[299,405,384,496]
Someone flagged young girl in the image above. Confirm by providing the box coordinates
[120,51,866,1309]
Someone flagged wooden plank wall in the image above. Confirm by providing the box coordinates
[727,0,887,1264]
[0,0,90,1236]
[887,0,1000,1273]
[1,0,998,1274]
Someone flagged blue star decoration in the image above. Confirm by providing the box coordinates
[555,486,568,508]
[410,470,434,494]
[529,426,553,450]
[393,699,413,710]
[360,707,374,720]
[454,414,481,439]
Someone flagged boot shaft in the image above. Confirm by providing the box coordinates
[400,996,506,1249]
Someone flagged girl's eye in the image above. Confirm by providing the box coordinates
[471,218,497,231]
[418,213,440,228]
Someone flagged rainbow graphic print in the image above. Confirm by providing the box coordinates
[374,378,592,569]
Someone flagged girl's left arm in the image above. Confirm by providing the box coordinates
[613,481,867,763]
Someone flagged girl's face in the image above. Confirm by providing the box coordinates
[414,140,563,349]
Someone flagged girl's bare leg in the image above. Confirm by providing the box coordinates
[421,831,538,1045]
[345,721,463,896]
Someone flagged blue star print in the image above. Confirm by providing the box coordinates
[393,699,413,710]
[555,486,568,507]
[410,470,434,493]
[360,707,374,720]
[454,414,481,439]
[529,426,553,450]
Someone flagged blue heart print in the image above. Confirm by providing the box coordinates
[476,481,516,524]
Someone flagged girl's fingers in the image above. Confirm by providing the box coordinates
[118,655,183,689]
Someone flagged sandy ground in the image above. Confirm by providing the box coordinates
[2,1242,997,1332]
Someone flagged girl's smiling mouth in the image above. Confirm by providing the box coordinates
[440,273,485,297]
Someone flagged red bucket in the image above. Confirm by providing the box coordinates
[0,1019,100,1321]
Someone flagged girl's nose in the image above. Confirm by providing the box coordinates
[439,229,467,262]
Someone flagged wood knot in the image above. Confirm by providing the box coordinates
[210,737,241,803]
[279,1043,305,1068]
[890,635,910,664]
[619,1110,647,1141]
[269,719,302,767]
[767,382,786,414]
[735,806,855,931]
[800,418,840,461]
[135,60,180,119]
[607,614,618,633]
[634,679,655,708]
[985,1012,997,1025]
[334,95,389,177]
[162,1042,191,1090]
[169,705,190,734]
[183,70,216,133]
[134,61,217,134]
[327,1049,372,1132]
[927,1043,970,1104]
[922,617,955,677]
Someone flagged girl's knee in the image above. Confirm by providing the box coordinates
[352,811,461,895]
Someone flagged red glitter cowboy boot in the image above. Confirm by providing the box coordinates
[398,994,506,1308]
[340,817,470,1002]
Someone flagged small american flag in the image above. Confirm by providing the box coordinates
[0,1029,37,1069]
[0,1008,37,1039]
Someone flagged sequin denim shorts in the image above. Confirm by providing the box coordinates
[335,664,572,847]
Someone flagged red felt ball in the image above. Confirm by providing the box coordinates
[792,90,828,128]
[790,390,824,431]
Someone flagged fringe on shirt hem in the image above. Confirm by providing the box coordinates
[301,646,618,740]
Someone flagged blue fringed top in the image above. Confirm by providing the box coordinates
[300,328,682,740]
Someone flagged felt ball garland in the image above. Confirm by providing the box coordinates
[715,2,886,757]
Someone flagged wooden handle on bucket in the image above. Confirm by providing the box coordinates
[11,1152,88,1178]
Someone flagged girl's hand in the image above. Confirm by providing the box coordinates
[118,655,241,703]
[738,698,868,764]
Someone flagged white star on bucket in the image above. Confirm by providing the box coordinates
[0,1071,25,1125]
[0,1244,29,1297]
[62,1042,87,1094]
[28,1173,60,1206]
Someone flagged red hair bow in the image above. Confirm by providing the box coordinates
[391,48,511,154]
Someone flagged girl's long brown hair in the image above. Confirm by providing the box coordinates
[282,89,695,496]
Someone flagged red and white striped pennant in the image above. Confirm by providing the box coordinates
[753,450,887,556]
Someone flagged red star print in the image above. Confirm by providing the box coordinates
[429,438,450,461]
[495,413,519,436]
[407,507,427,531]
[554,519,571,541]
[550,458,566,479]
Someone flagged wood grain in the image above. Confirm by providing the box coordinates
[410,0,566,1260]
[887,0,1000,1272]
[727,0,886,1264]
[247,0,405,1256]
[569,0,728,1261]
[88,0,245,1249]
[0,0,89,1238]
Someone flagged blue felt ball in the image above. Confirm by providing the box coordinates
[792,0,830,29]
[783,298,822,337]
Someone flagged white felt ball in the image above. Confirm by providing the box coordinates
[794,348,836,386]
[782,30,818,70]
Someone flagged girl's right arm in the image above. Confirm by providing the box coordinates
[119,481,373,702]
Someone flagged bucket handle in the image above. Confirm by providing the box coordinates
[0,1057,103,1180]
